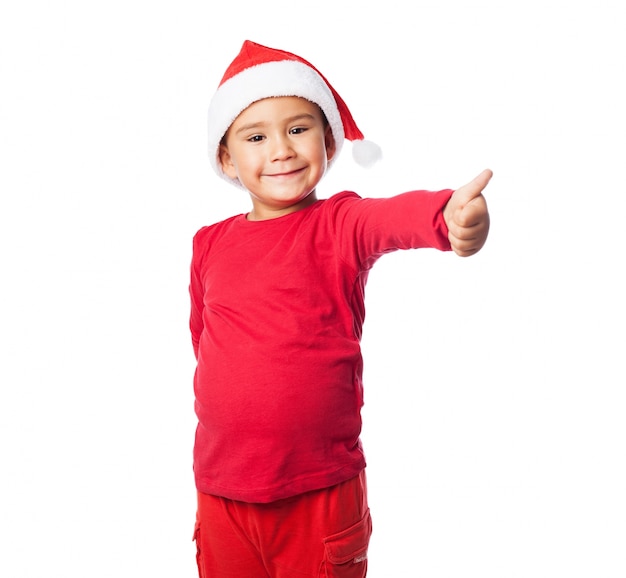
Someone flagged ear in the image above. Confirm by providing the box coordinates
[324,125,337,163]
[218,144,238,179]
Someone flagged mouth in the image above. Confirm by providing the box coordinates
[265,167,305,178]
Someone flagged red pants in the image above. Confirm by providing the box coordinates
[193,470,371,578]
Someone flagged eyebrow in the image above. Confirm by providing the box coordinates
[234,113,317,135]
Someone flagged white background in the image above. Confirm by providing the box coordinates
[1,1,624,576]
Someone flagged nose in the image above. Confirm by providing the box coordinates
[270,132,295,161]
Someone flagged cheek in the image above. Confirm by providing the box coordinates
[317,145,330,170]
[227,151,252,175]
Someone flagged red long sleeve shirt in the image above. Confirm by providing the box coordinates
[189,189,453,502]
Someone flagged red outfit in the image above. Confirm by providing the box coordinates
[189,189,452,503]
[194,470,370,577]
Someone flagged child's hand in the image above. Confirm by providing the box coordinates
[443,169,492,257]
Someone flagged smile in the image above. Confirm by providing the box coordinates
[265,167,305,178]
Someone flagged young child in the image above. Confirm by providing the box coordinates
[190,40,491,577]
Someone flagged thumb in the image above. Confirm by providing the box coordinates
[454,168,493,207]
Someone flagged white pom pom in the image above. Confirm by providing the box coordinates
[352,139,382,168]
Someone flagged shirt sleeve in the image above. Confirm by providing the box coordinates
[330,189,454,270]
[189,230,206,359]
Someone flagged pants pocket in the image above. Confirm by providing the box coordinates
[193,519,205,578]
[320,508,372,578]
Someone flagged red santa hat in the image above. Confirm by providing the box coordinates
[208,40,382,187]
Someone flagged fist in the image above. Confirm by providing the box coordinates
[443,169,492,257]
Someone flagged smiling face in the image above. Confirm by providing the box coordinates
[219,96,336,221]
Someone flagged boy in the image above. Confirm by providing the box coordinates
[190,40,491,577]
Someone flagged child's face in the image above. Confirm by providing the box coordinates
[219,96,336,220]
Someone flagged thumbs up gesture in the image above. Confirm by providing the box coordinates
[443,169,492,257]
